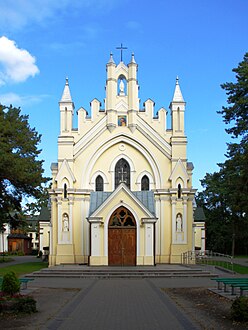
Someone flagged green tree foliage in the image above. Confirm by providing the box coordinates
[198,53,248,256]
[0,105,49,227]
[1,271,20,295]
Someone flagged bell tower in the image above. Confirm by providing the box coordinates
[105,47,140,133]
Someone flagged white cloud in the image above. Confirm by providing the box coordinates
[0,36,39,85]
[0,92,48,107]
[0,0,121,30]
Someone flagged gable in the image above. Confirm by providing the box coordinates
[89,184,155,218]
[55,159,76,187]
[169,159,189,188]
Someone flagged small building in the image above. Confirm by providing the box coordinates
[25,216,39,251]
[8,229,32,255]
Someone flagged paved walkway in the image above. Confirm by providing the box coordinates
[1,256,248,329]
[0,255,42,268]
[44,278,198,330]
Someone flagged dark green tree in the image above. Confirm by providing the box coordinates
[199,53,248,256]
[0,104,49,228]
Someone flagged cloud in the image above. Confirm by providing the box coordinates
[0,0,121,31]
[0,36,39,85]
[0,92,48,107]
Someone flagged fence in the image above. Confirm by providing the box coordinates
[182,250,234,272]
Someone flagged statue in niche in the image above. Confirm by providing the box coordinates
[176,213,182,232]
[119,79,125,96]
[63,213,69,231]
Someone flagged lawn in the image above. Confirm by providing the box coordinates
[198,260,248,274]
[0,262,48,277]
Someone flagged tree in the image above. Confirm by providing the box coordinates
[0,104,49,228]
[199,53,248,256]
[219,53,248,143]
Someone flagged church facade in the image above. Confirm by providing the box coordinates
[49,52,197,266]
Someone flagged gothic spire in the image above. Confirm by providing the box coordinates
[60,77,72,102]
[172,76,184,102]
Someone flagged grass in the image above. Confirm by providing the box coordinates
[232,263,248,274]
[199,260,248,274]
[0,262,48,277]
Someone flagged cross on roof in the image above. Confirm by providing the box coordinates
[116,43,127,62]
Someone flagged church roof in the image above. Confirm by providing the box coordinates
[38,206,50,222]
[89,190,156,216]
[194,207,206,222]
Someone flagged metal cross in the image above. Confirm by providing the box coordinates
[118,167,127,183]
[116,43,127,62]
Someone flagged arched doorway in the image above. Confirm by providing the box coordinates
[108,207,136,266]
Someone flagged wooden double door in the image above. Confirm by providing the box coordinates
[108,207,136,266]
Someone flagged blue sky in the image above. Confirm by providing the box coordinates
[0,0,247,190]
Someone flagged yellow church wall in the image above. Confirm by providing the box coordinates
[50,53,197,266]
[138,111,171,141]
[158,198,172,263]
[71,126,174,191]
[71,201,83,255]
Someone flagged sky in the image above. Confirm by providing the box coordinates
[0,0,247,191]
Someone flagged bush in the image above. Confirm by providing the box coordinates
[13,296,37,313]
[9,251,25,256]
[1,271,20,296]
[0,294,37,314]
[231,296,248,321]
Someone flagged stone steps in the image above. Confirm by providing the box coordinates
[26,266,218,279]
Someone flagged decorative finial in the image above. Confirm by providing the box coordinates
[60,77,72,102]
[108,52,115,64]
[131,52,136,64]
[172,76,184,102]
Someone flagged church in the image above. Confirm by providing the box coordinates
[49,50,198,266]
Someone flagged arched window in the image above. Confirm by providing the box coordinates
[63,183,67,198]
[95,175,104,191]
[177,184,182,199]
[141,175,149,191]
[115,158,130,189]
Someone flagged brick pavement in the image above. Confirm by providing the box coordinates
[45,279,198,330]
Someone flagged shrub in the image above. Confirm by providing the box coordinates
[1,271,20,296]
[0,294,37,314]
[231,296,248,321]
[13,296,37,313]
